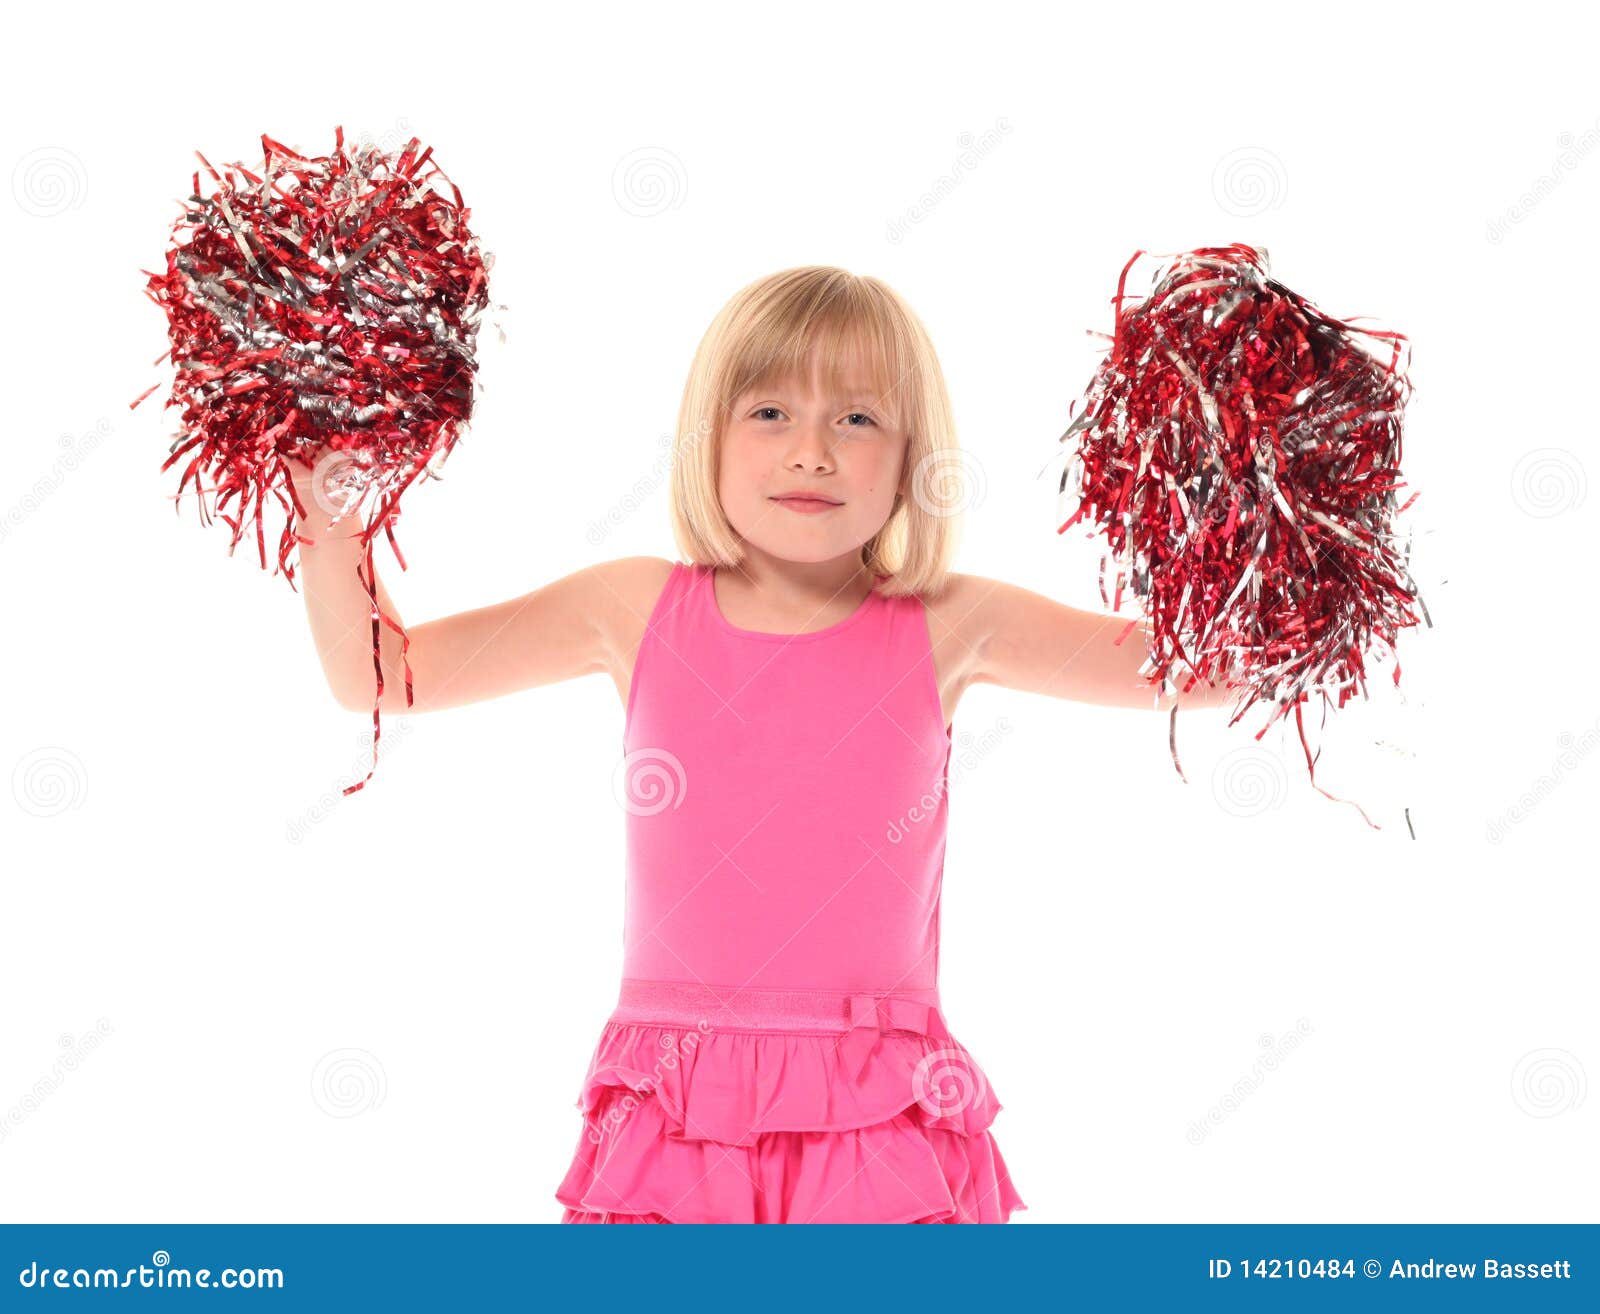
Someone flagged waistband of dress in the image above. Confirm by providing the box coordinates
[609,977,943,1033]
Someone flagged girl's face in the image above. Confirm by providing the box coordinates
[717,362,908,565]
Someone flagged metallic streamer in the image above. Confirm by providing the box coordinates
[1058,244,1428,826]
[135,126,495,793]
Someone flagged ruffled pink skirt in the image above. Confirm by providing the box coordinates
[556,979,1026,1225]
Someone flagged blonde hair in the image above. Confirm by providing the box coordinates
[669,266,963,598]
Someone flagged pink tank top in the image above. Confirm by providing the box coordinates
[618,561,954,995]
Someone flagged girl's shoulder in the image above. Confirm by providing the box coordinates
[916,569,986,634]
[602,554,680,608]
[592,554,679,663]
[917,570,998,700]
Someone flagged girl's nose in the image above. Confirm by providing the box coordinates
[785,421,836,471]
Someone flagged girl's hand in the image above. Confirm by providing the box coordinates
[284,454,364,540]
[283,455,326,523]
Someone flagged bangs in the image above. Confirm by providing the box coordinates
[720,278,914,432]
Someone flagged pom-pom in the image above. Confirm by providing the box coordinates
[1058,244,1428,825]
[135,126,495,793]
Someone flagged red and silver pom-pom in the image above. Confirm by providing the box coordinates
[1058,244,1428,826]
[135,126,495,793]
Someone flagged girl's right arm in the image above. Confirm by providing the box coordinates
[289,463,663,715]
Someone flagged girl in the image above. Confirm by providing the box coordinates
[292,266,1230,1223]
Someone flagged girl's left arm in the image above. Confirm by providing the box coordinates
[936,573,1236,712]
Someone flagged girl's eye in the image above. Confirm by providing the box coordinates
[748,406,875,427]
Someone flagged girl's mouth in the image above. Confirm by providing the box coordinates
[770,495,842,514]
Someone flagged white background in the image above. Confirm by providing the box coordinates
[2,0,1595,1224]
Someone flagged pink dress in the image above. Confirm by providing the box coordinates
[556,561,1026,1223]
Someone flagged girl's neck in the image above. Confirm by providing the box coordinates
[715,554,875,631]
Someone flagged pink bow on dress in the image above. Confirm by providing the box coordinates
[836,993,952,1082]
